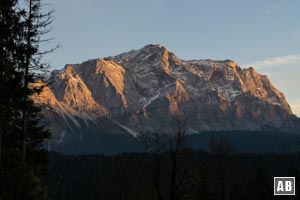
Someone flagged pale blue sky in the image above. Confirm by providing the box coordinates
[41,0,300,115]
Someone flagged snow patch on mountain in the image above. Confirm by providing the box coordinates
[143,93,161,109]
[113,121,140,137]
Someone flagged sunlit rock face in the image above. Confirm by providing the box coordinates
[33,44,300,153]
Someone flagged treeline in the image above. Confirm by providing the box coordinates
[0,0,54,199]
[45,114,300,200]
[45,151,300,200]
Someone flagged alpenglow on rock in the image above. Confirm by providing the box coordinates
[32,44,300,154]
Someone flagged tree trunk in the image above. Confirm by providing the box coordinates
[0,70,3,185]
[170,153,177,200]
[21,0,33,166]
[222,172,225,200]
[0,118,3,186]
[154,150,162,200]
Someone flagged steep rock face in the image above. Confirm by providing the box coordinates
[33,44,300,153]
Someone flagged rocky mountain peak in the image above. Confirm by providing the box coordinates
[142,43,167,51]
[32,45,300,153]
[110,44,172,63]
[224,60,238,68]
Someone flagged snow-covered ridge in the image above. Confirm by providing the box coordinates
[47,44,290,111]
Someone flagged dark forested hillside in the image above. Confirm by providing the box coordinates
[45,151,300,200]
[46,130,300,155]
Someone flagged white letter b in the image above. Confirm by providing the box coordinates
[285,181,292,192]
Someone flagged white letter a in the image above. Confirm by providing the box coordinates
[277,181,284,192]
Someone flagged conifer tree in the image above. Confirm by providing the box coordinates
[0,0,54,199]
[0,1,24,198]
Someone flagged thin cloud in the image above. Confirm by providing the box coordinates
[246,54,300,70]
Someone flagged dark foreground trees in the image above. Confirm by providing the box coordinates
[209,135,236,200]
[142,113,190,200]
[0,0,53,199]
[45,151,299,200]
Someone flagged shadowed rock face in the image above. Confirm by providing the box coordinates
[32,44,300,153]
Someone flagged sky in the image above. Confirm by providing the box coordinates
[39,0,300,116]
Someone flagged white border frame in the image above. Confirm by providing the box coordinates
[274,177,295,196]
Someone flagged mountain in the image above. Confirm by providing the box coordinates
[32,44,300,154]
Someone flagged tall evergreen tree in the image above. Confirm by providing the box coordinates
[0,0,54,199]
[19,0,55,165]
[0,1,24,198]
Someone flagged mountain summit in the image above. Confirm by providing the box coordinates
[33,44,300,154]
